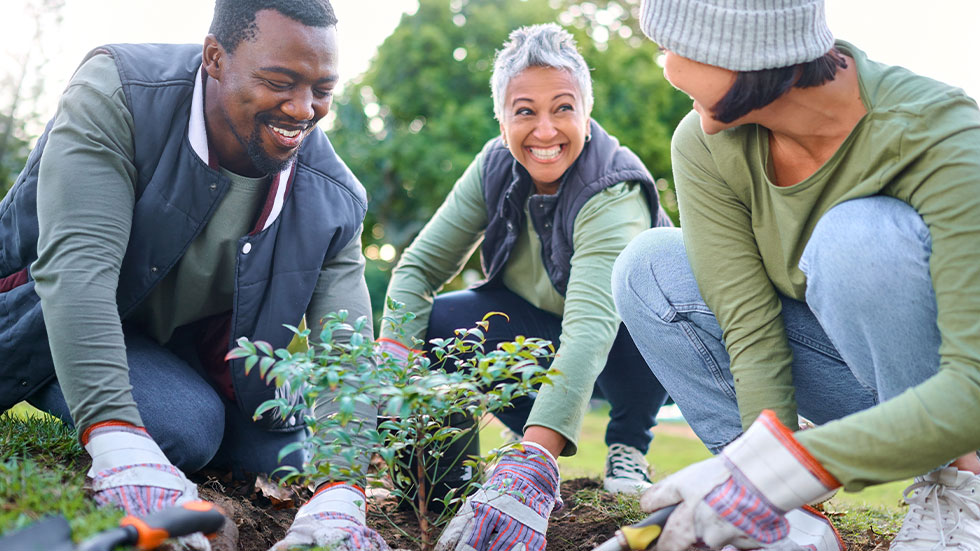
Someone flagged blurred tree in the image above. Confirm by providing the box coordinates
[328,0,691,320]
[0,0,65,196]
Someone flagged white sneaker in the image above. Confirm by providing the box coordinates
[890,467,980,550]
[603,443,653,494]
[720,508,844,551]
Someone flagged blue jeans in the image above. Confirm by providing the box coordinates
[612,196,940,453]
[426,286,669,453]
[27,327,305,477]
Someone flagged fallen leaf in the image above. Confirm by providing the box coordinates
[254,474,297,509]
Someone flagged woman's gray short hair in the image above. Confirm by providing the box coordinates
[491,23,593,122]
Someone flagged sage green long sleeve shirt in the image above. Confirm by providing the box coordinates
[31,53,374,433]
[671,41,980,489]
[381,140,652,455]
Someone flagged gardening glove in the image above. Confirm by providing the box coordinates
[436,442,561,551]
[377,338,423,366]
[83,421,211,551]
[640,410,843,551]
[270,482,389,551]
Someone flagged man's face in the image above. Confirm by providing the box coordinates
[204,9,339,177]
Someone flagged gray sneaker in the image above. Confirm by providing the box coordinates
[603,443,653,494]
[890,467,980,550]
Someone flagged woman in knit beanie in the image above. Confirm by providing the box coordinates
[608,0,980,550]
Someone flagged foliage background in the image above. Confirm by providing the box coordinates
[324,0,690,319]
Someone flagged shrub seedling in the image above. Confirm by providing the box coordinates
[228,299,556,551]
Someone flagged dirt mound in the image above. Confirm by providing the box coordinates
[191,471,890,551]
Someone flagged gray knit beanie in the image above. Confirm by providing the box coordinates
[639,0,834,71]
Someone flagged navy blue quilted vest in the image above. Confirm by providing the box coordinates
[480,119,673,295]
[0,44,366,429]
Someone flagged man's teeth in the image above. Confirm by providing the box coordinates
[529,145,561,160]
[270,125,301,138]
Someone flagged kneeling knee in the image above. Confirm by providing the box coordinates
[802,197,930,305]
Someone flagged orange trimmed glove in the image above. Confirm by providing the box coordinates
[83,421,210,550]
[269,482,389,551]
[640,410,843,550]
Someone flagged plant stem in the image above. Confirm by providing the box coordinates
[416,436,432,551]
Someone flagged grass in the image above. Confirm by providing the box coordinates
[0,405,123,544]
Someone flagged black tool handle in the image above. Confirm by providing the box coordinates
[632,504,677,529]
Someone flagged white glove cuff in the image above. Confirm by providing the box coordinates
[723,410,840,512]
[298,484,367,526]
[520,441,559,472]
[85,427,171,475]
[88,465,191,493]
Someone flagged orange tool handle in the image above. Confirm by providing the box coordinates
[120,501,225,549]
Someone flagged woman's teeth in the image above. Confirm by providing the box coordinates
[529,145,561,160]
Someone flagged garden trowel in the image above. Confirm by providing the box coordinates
[0,500,225,551]
[591,504,676,551]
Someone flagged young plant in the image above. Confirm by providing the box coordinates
[227,299,556,551]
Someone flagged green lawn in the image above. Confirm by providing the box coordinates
[0,405,122,542]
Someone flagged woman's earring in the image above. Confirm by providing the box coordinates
[585,134,591,143]
[502,138,508,147]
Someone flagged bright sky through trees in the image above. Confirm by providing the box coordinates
[2,0,978,132]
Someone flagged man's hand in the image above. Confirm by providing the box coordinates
[640,410,843,551]
[83,422,210,551]
[436,442,561,551]
[270,483,388,551]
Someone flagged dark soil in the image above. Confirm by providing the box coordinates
[191,473,892,551]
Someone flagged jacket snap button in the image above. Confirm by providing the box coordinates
[209,183,217,191]
[150,266,158,272]
[242,243,252,254]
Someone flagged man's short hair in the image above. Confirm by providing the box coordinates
[209,0,338,53]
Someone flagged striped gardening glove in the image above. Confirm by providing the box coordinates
[436,442,562,551]
[83,421,211,550]
[269,482,389,551]
[376,338,423,367]
[640,410,844,551]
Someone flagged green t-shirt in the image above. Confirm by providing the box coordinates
[31,54,373,432]
[381,140,653,455]
[671,41,980,488]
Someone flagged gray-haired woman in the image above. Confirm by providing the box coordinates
[378,23,673,550]
[611,0,980,550]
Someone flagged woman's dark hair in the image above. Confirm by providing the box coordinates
[711,48,848,123]
[209,0,338,54]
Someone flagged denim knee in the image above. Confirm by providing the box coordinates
[801,196,932,316]
[150,397,224,473]
[613,227,697,328]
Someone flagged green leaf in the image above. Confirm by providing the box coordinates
[255,341,274,357]
[258,356,276,378]
[243,355,258,376]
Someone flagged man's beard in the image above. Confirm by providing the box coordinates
[243,122,301,175]
[224,109,307,176]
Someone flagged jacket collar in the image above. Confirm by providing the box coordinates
[188,65,295,233]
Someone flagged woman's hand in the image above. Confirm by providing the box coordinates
[436,442,561,551]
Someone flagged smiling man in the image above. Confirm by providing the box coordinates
[0,1,387,549]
